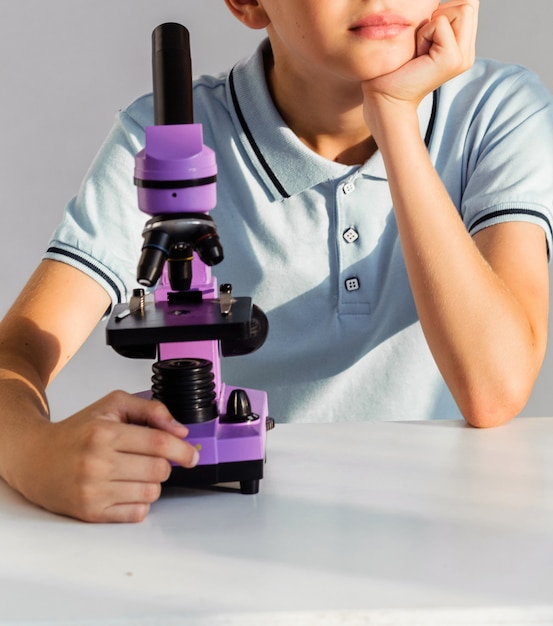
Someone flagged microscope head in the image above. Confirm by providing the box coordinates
[133,23,222,290]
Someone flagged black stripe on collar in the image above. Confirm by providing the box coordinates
[229,67,438,198]
[229,66,290,199]
[425,90,438,148]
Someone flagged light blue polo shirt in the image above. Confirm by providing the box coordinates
[45,40,553,423]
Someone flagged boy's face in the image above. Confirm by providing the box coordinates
[256,0,441,83]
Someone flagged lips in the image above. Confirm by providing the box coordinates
[349,13,411,39]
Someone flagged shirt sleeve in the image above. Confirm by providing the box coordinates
[460,66,553,256]
[43,96,151,306]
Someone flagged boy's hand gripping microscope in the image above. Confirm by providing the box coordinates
[106,23,271,494]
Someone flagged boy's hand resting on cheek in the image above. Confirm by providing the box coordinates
[11,391,199,523]
[363,0,479,128]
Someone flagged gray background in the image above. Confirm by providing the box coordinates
[0,1,551,420]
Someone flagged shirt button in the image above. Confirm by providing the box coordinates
[342,181,355,195]
[345,277,360,292]
[343,227,359,244]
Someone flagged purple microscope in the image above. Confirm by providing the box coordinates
[106,23,272,494]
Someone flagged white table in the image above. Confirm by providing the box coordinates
[2,418,553,625]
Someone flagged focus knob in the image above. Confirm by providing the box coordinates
[221,389,259,424]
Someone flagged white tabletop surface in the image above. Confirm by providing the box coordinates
[2,417,553,626]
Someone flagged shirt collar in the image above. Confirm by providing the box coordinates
[227,39,436,200]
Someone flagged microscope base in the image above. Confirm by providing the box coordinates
[164,459,264,494]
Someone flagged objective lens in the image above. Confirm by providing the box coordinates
[137,230,172,287]
[195,233,224,266]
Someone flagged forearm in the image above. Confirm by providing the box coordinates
[0,351,51,490]
[372,106,547,426]
[0,260,110,490]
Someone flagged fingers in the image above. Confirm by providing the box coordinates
[80,481,163,523]
[85,390,199,468]
[111,421,200,470]
[45,392,202,522]
[435,0,479,58]
[101,502,152,524]
[417,15,459,60]
[101,390,190,437]
[64,428,197,523]
[421,0,479,67]
[78,393,200,470]
[413,0,478,89]
[14,391,202,523]
[108,450,172,483]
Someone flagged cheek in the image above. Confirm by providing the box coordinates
[426,0,441,18]
[410,0,441,26]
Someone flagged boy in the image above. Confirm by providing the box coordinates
[0,0,552,522]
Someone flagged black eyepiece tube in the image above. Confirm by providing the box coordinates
[152,22,194,125]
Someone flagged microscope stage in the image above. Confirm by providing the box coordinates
[106,297,254,347]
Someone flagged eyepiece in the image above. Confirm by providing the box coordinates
[152,23,193,125]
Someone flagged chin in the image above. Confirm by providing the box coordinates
[356,45,416,80]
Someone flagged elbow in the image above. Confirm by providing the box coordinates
[457,378,532,429]
[462,408,517,429]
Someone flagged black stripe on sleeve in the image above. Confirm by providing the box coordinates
[468,208,553,242]
[46,246,123,304]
